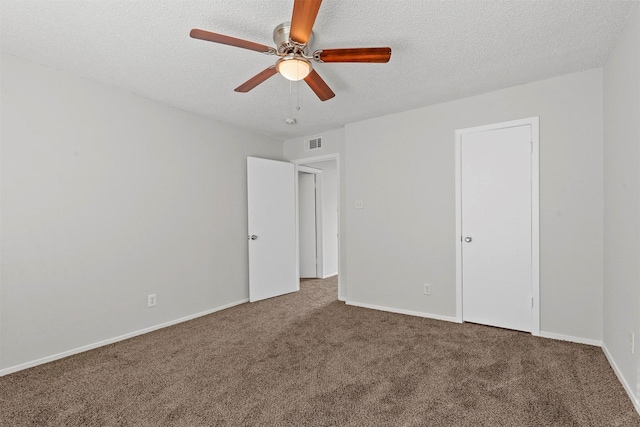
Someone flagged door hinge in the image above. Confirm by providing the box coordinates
[530,140,533,153]
[531,297,534,308]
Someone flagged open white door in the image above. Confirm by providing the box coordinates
[247,157,297,302]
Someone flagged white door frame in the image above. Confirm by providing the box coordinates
[298,166,323,278]
[293,154,342,300]
[455,117,540,335]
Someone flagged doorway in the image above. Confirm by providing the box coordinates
[455,117,540,334]
[294,155,341,298]
[298,168,321,278]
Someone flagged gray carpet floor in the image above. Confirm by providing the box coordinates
[1,276,639,426]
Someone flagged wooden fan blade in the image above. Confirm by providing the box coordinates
[290,0,322,44]
[315,47,392,63]
[190,29,273,54]
[303,69,335,101]
[235,66,278,92]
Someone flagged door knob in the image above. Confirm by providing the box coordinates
[464,236,472,242]
[249,235,258,240]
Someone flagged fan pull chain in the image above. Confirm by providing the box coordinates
[288,80,301,114]
[285,77,302,125]
[284,80,297,125]
[289,80,294,117]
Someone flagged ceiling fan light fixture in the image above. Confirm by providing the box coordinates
[276,57,312,81]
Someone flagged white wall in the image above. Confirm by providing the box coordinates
[344,69,604,341]
[0,53,282,371]
[603,3,640,409]
[284,128,346,298]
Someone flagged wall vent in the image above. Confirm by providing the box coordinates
[305,137,322,151]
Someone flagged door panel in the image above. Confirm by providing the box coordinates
[298,172,317,278]
[247,157,297,302]
[461,125,532,332]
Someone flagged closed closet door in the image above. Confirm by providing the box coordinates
[461,124,532,332]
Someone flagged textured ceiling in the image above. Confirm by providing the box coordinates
[1,1,636,140]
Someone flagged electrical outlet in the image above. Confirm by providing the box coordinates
[355,200,364,209]
[147,294,156,308]
[629,330,635,354]
[423,284,431,296]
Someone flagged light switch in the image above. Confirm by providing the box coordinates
[355,200,364,209]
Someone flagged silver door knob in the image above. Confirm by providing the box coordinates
[249,235,258,240]
[464,236,472,242]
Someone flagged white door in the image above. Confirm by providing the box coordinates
[247,157,297,302]
[461,124,533,332]
[298,172,317,278]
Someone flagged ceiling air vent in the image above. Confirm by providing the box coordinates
[306,137,322,151]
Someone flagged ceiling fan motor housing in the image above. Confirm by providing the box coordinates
[273,22,312,56]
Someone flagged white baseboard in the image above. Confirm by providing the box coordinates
[322,272,338,279]
[0,298,249,377]
[538,331,602,347]
[345,300,459,323]
[602,344,640,415]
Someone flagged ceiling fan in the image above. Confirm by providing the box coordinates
[190,0,391,101]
